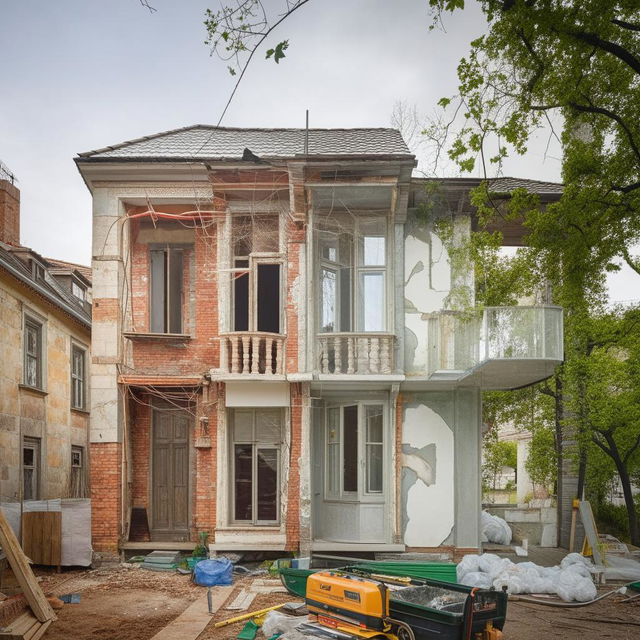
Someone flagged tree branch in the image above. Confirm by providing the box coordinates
[564,29,640,76]
[611,19,640,32]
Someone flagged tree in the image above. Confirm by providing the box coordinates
[482,433,517,492]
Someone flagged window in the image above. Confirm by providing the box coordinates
[71,280,85,301]
[70,445,88,498]
[231,215,281,334]
[325,403,384,499]
[230,409,282,524]
[71,345,86,409]
[24,317,43,389]
[31,260,45,280]
[317,216,387,333]
[150,247,183,333]
[23,437,41,500]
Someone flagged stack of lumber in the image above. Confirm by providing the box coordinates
[0,510,56,639]
[141,550,181,572]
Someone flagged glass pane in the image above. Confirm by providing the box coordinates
[234,444,253,521]
[367,444,383,493]
[23,469,34,500]
[256,410,281,444]
[27,326,37,354]
[26,356,37,387]
[253,214,279,252]
[319,231,338,262]
[362,237,386,266]
[359,272,385,331]
[343,405,358,492]
[320,267,337,332]
[366,405,383,443]
[233,410,253,442]
[257,449,278,520]
[327,408,339,443]
[23,447,34,467]
[327,444,339,495]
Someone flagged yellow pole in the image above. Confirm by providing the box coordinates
[213,603,286,627]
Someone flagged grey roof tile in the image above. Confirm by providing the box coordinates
[487,177,563,195]
[77,125,412,160]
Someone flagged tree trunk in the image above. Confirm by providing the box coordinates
[604,433,640,546]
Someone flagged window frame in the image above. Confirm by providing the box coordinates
[71,344,86,410]
[71,279,86,301]
[22,436,41,501]
[23,315,43,390]
[316,215,389,334]
[229,408,283,526]
[149,244,185,334]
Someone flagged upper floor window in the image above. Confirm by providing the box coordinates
[24,317,43,389]
[23,437,41,500]
[150,246,183,334]
[31,260,45,280]
[71,345,86,410]
[232,214,281,334]
[317,215,387,333]
[71,280,86,301]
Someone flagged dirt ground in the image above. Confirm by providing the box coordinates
[14,566,640,640]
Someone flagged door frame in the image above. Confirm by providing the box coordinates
[149,402,193,541]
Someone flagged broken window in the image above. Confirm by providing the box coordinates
[24,317,43,389]
[231,214,281,333]
[150,247,183,333]
[23,437,41,500]
[71,345,86,410]
[230,409,282,524]
[317,216,387,333]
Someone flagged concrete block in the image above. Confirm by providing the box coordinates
[504,508,541,523]
[541,507,557,524]
[540,523,557,547]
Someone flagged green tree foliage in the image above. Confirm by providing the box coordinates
[482,432,517,492]
[525,426,557,491]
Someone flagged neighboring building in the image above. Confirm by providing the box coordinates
[76,126,563,556]
[0,176,92,504]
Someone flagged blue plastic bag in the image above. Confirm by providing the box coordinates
[194,557,233,586]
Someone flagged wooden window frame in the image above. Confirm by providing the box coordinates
[23,316,43,390]
[22,436,41,501]
[149,245,185,334]
[71,344,86,410]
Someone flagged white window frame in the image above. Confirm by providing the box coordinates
[323,401,386,502]
[229,408,283,525]
[71,344,86,410]
[317,215,389,333]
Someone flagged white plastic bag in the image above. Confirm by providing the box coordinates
[555,569,597,602]
[261,611,306,638]
[604,555,640,581]
[560,552,593,571]
[459,571,493,589]
[481,511,512,545]
[478,553,512,579]
[456,554,481,580]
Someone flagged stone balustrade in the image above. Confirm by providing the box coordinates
[317,333,394,375]
[221,332,285,375]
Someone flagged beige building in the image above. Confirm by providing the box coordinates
[0,173,92,503]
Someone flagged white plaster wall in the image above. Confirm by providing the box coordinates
[404,229,451,374]
[402,403,454,546]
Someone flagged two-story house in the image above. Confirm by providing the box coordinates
[76,126,562,557]
[0,173,92,506]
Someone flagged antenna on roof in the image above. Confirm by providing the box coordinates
[304,109,309,155]
[0,160,18,185]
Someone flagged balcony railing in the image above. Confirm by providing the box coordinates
[317,333,394,375]
[220,332,285,375]
[426,306,563,375]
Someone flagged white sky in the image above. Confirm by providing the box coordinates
[1,0,636,301]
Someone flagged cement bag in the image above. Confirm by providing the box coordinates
[194,558,233,586]
[481,511,512,545]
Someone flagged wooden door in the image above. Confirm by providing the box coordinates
[151,408,190,540]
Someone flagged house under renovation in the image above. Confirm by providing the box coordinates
[76,126,563,557]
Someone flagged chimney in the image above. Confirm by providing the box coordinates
[0,179,20,246]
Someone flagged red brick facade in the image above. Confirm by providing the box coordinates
[90,442,122,552]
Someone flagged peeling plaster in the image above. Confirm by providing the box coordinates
[402,403,454,547]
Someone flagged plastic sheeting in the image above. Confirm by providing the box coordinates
[480,511,512,545]
[457,553,597,602]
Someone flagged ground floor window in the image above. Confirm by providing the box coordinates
[23,437,41,500]
[230,408,282,524]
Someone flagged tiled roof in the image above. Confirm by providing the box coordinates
[487,177,563,195]
[45,257,92,283]
[77,125,412,160]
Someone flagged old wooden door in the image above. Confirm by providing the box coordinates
[151,407,190,541]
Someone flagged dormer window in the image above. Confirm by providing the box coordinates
[31,261,45,280]
[71,280,86,301]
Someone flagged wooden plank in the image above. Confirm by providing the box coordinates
[579,500,604,566]
[149,586,233,640]
[21,513,61,568]
[0,611,39,639]
[0,509,55,623]
[27,620,51,640]
[225,589,256,611]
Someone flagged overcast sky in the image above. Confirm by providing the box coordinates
[1,0,636,301]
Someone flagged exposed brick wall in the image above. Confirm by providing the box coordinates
[0,179,20,246]
[130,399,150,509]
[285,383,302,550]
[90,442,122,551]
[285,220,304,374]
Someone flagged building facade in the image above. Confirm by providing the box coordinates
[76,126,562,556]
[0,176,92,504]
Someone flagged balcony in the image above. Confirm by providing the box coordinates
[220,332,285,376]
[317,333,395,375]
[424,306,563,389]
